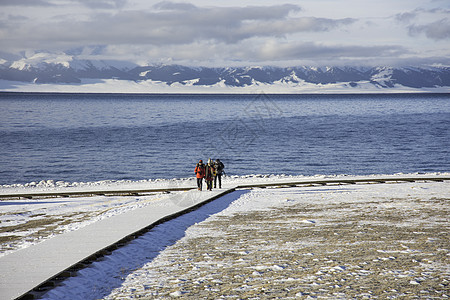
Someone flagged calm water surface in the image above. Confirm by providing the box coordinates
[0,93,449,185]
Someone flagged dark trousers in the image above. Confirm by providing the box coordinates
[197,178,203,190]
[214,174,222,188]
[206,180,213,191]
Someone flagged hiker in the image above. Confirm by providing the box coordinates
[213,159,225,189]
[204,158,215,191]
[194,160,205,191]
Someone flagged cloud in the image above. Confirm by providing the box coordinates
[0,0,128,8]
[95,38,410,67]
[152,1,197,11]
[0,0,54,6]
[395,8,450,40]
[7,14,29,21]
[69,0,128,9]
[5,3,354,48]
[395,11,417,23]
[257,40,408,62]
[408,18,450,40]
[0,1,448,67]
[238,17,356,39]
[395,8,450,23]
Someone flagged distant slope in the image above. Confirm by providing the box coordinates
[1,51,449,93]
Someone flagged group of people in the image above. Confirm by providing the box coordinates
[194,158,225,191]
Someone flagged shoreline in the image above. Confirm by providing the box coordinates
[1,172,449,195]
[2,91,450,95]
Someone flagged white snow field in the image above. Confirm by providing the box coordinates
[1,78,450,94]
[0,173,449,299]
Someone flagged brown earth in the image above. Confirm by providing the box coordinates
[112,191,449,299]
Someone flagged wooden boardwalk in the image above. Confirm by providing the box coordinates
[0,188,236,300]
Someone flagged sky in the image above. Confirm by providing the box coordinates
[0,0,449,67]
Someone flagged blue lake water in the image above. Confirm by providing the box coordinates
[0,93,449,185]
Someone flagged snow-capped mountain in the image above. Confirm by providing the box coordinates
[1,51,449,91]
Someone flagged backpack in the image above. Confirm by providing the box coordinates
[195,163,205,176]
[215,161,224,174]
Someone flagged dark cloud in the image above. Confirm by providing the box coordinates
[153,1,197,11]
[395,8,450,23]
[395,11,417,23]
[256,41,408,61]
[7,14,29,21]
[0,3,300,49]
[242,17,356,35]
[69,0,128,9]
[395,8,450,40]
[408,18,450,40]
[26,3,352,46]
[1,1,447,67]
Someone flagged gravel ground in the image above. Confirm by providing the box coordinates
[106,183,449,299]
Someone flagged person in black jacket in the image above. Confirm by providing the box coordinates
[213,159,225,189]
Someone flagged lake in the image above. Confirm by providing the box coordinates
[0,92,448,185]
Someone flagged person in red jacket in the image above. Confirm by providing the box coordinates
[204,158,216,191]
[194,160,205,191]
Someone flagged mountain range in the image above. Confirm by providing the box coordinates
[1,52,450,92]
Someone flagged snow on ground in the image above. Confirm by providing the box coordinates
[0,173,448,257]
[0,174,315,257]
[1,173,449,299]
[1,172,448,195]
[0,191,177,258]
[1,78,450,94]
